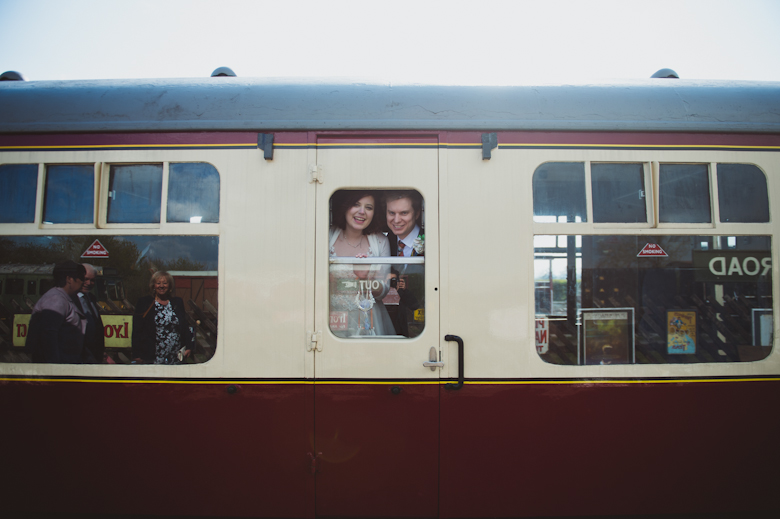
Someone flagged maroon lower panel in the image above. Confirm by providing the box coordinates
[0,380,314,518]
[314,383,439,518]
[440,381,780,517]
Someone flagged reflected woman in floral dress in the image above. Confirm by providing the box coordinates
[131,271,193,364]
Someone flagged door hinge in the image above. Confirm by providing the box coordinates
[308,330,322,352]
[309,164,323,184]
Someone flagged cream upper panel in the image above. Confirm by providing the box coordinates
[440,146,780,379]
[2,145,778,380]
[0,147,314,379]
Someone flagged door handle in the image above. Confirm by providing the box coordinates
[423,346,443,371]
[444,335,464,390]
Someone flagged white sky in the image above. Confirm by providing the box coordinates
[2,0,780,84]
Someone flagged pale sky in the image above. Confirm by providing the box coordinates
[2,0,780,84]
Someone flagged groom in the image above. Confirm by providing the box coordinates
[386,191,423,257]
[386,191,424,337]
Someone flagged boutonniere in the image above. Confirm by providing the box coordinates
[412,234,425,255]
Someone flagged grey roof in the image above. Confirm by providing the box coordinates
[1,77,779,133]
[0,264,54,275]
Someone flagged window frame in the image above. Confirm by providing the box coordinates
[38,163,99,229]
[532,161,655,230]
[327,188,427,341]
[532,158,774,367]
[98,162,166,229]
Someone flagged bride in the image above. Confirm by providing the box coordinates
[329,190,395,337]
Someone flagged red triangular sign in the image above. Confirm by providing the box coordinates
[637,243,668,257]
[81,239,109,258]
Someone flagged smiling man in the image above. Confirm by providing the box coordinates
[385,191,424,337]
[386,191,423,257]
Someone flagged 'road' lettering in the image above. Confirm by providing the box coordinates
[709,256,772,277]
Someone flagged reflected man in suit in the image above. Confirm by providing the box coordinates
[76,263,105,362]
[386,191,424,337]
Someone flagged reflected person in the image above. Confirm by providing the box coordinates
[131,271,193,364]
[76,263,106,363]
[26,261,92,363]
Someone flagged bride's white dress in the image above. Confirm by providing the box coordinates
[329,228,396,337]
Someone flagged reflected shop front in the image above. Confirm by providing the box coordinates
[534,234,773,365]
[0,235,218,364]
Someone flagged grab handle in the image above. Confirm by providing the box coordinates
[444,335,464,391]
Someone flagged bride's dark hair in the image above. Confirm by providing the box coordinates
[331,190,384,234]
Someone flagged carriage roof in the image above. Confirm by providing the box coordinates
[2,77,780,134]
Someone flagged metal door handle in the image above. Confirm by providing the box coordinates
[423,346,443,371]
[444,335,464,390]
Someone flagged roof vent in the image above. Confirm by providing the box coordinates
[651,68,679,79]
[0,70,26,81]
[211,66,237,77]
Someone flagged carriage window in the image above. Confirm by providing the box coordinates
[43,165,94,224]
[659,164,711,223]
[0,164,37,223]
[107,164,163,224]
[329,190,425,339]
[167,163,220,223]
[533,162,587,223]
[717,164,769,223]
[0,235,219,365]
[6,278,23,295]
[591,163,647,223]
[534,235,773,365]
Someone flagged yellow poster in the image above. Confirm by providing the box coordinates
[667,310,696,354]
[13,314,132,348]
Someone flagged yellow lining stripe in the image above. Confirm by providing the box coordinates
[0,377,311,385]
[461,377,780,384]
[281,142,780,150]
[2,377,778,385]
[0,144,255,150]
[498,143,780,150]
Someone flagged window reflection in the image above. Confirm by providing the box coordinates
[535,235,773,364]
[43,165,94,224]
[533,162,587,223]
[0,164,37,223]
[591,163,646,223]
[0,235,218,365]
[107,164,163,224]
[717,164,769,223]
[167,163,220,223]
[658,164,711,223]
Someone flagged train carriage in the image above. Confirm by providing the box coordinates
[0,75,779,518]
